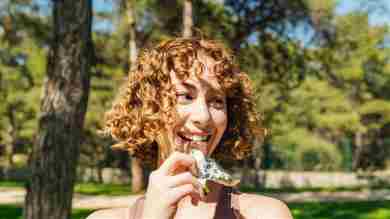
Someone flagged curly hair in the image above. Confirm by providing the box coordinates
[103,37,264,167]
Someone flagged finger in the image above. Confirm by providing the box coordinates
[183,141,190,154]
[191,195,199,206]
[168,184,201,206]
[159,152,195,175]
[167,172,202,191]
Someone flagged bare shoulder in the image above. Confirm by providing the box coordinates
[238,193,293,219]
[85,207,130,219]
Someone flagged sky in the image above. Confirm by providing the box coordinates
[91,0,390,34]
[27,0,390,33]
[92,0,390,24]
[94,0,114,12]
[336,0,390,26]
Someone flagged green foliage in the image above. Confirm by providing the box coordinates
[3,180,390,196]
[313,12,390,169]
[3,202,390,219]
[0,204,93,219]
[290,201,390,219]
[0,0,49,161]
[267,77,359,170]
[1,0,390,173]
[290,78,362,132]
[0,36,46,153]
[272,129,342,170]
[0,181,25,188]
[74,182,138,196]
[255,9,390,170]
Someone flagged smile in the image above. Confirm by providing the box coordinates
[174,130,213,152]
[178,131,211,142]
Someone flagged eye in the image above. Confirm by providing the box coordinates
[176,93,194,104]
[210,97,226,109]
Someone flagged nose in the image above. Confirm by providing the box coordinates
[190,98,211,129]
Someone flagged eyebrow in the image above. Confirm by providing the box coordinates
[179,81,225,96]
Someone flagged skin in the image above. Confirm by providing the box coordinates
[87,53,293,219]
[164,52,228,158]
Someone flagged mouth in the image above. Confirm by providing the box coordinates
[174,130,213,154]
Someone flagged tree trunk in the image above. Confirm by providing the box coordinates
[4,104,18,173]
[182,0,193,37]
[125,0,144,193]
[3,141,14,180]
[3,127,15,180]
[352,131,363,170]
[131,157,144,192]
[253,139,263,189]
[126,0,137,71]
[23,1,92,219]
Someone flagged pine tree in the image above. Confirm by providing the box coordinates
[24,1,92,219]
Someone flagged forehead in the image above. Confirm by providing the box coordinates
[170,52,222,90]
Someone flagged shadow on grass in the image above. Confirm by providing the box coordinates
[0,181,25,188]
[2,201,390,219]
[239,185,390,194]
[0,204,20,219]
[0,204,93,219]
[73,182,141,196]
[2,180,390,197]
[0,180,141,196]
[289,201,390,219]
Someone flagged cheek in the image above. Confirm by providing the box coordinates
[211,109,228,132]
[175,105,190,125]
[165,105,188,138]
[176,105,188,117]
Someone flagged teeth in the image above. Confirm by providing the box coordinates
[190,135,209,142]
[177,131,211,142]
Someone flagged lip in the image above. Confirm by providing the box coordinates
[180,127,212,136]
[177,131,212,142]
[179,131,212,142]
[187,131,211,136]
[174,127,214,154]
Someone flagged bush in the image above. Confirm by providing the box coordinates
[272,129,342,170]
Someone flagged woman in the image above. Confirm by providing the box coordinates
[87,38,293,219]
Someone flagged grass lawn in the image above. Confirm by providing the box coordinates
[1,201,390,219]
[0,204,93,219]
[289,201,390,219]
[239,185,390,194]
[0,180,138,196]
[2,180,389,196]
[73,182,137,196]
[0,181,25,188]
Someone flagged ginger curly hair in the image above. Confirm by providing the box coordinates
[103,37,264,167]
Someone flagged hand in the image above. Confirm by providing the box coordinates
[142,152,203,219]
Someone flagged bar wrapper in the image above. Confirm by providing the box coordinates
[190,149,240,195]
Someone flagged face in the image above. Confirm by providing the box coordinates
[161,53,228,159]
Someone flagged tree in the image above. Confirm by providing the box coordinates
[0,0,48,175]
[214,0,311,52]
[316,12,390,170]
[23,1,92,219]
[123,0,145,193]
[182,0,193,37]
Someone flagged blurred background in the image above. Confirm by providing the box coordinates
[0,0,390,219]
